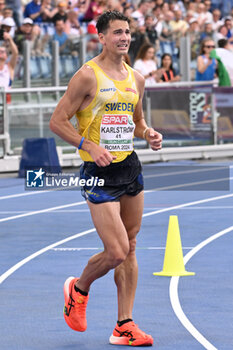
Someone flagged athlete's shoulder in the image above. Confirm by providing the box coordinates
[131,67,145,96]
[130,66,144,84]
[68,61,96,89]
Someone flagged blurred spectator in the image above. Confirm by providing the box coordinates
[215,25,228,42]
[212,9,223,32]
[185,9,196,25]
[65,10,82,55]
[83,0,106,22]
[1,17,16,39]
[152,5,163,37]
[14,17,41,55]
[5,0,22,27]
[52,1,68,24]
[76,0,91,21]
[217,38,233,85]
[161,2,169,16]
[196,3,212,30]
[195,38,217,81]
[159,53,180,82]
[2,7,16,37]
[40,0,58,23]
[170,9,188,46]
[200,22,215,42]
[128,17,147,64]
[133,43,163,86]
[210,0,222,12]
[170,0,186,16]
[67,0,80,11]
[159,11,175,55]
[145,14,158,48]
[24,0,44,23]
[65,10,82,36]
[224,17,233,39]
[123,4,133,18]
[0,0,5,24]
[131,0,151,26]
[221,0,233,18]
[182,0,192,15]
[53,19,69,54]
[187,17,201,60]
[0,31,18,88]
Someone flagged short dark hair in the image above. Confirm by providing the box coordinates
[96,10,130,34]
[218,38,228,48]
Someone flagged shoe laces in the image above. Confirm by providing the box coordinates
[127,322,147,337]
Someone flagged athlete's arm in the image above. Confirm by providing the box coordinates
[133,70,162,151]
[50,65,116,166]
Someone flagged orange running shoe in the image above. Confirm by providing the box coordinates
[63,276,89,332]
[109,321,153,346]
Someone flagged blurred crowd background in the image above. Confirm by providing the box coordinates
[1,0,233,84]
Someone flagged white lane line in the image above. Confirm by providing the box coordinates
[143,193,233,218]
[144,166,230,179]
[144,206,233,210]
[170,225,233,350]
[51,247,194,251]
[2,206,233,215]
[0,190,52,200]
[145,176,233,191]
[0,201,86,223]
[0,228,96,284]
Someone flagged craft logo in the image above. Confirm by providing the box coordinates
[26,168,45,188]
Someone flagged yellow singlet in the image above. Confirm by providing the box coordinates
[76,60,139,163]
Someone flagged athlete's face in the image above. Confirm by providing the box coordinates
[99,20,131,55]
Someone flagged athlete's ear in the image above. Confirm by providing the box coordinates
[98,32,106,45]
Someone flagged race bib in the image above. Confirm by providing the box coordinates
[99,114,135,151]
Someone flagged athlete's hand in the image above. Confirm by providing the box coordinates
[146,128,162,151]
[89,144,117,167]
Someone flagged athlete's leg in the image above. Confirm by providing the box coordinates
[76,200,130,293]
[114,191,144,321]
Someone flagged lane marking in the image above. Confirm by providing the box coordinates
[170,225,233,350]
[0,209,90,214]
[0,201,86,223]
[145,176,233,191]
[144,165,231,179]
[0,190,52,200]
[143,193,233,218]
[1,206,233,215]
[0,228,96,284]
[51,246,194,251]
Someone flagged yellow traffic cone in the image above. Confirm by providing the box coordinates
[153,215,195,277]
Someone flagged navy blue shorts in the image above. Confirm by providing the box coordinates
[80,151,144,204]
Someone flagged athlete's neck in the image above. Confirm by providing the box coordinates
[95,52,127,78]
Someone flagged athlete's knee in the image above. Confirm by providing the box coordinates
[128,237,137,254]
[106,243,129,268]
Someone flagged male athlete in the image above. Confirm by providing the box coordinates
[50,10,162,347]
